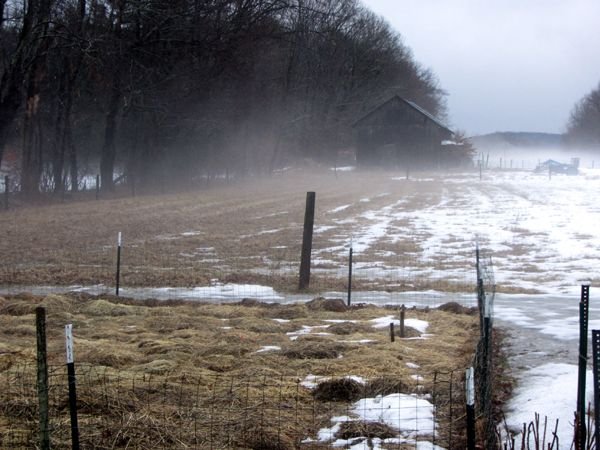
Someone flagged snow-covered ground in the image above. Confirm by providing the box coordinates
[4,167,600,447]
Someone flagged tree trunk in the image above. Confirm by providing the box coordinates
[68,127,78,191]
[0,0,54,183]
[51,65,68,193]
[100,0,124,192]
[21,56,47,195]
[100,78,121,192]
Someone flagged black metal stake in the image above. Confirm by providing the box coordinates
[36,307,50,450]
[65,324,80,450]
[466,367,476,450]
[347,245,353,306]
[577,284,590,450]
[116,232,122,296]
[591,329,600,450]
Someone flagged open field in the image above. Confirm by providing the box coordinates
[0,292,478,448]
[2,166,600,447]
[0,169,472,294]
[2,166,599,298]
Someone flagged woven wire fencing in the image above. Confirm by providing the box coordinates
[0,235,477,309]
[473,247,496,448]
[1,364,467,449]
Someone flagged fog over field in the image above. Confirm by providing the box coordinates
[2,0,600,448]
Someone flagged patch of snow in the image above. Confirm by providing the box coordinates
[255,346,281,353]
[370,316,429,333]
[505,363,593,445]
[352,393,436,436]
[330,204,351,213]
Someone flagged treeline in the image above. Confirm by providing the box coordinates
[566,81,600,150]
[0,0,446,194]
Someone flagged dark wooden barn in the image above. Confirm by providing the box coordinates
[353,96,455,168]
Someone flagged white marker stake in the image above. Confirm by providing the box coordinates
[466,367,475,406]
[65,324,80,448]
[466,367,475,450]
[65,324,74,364]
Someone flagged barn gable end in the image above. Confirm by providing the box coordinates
[353,96,454,168]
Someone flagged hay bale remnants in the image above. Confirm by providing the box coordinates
[328,321,370,335]
[437,302,477,315]
[365,376,407,397]
[282,341,346,360]
[306,297,347,312]
[313,378,364,402]
[336,421,398,440]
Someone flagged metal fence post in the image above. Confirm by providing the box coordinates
[466,367,476,450]
[65,324,80,449]
[116,232,122,296]
[347,245,353,306]
[592,329,600,450]
[36,307,50,450]
[576,284,590,450]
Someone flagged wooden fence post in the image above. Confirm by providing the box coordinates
[95,174,100,200]
[400,304,406,338]
[36,307,50,450]
[390,323,395,342]
[298,192,315,290]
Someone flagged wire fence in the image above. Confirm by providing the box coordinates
[1,363,468,449]
[473,246,497,448]
[0,239,477,309]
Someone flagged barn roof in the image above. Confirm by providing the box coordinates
[352,95,453,134]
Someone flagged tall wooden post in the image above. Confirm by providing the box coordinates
[400,304,406,338]
[298,192,315,290]
[95,174,100,200]
[36,307,50,450]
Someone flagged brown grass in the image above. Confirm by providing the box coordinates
[0,169,463,291]
[0,292,478,448]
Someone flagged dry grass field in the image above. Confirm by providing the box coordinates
[0,169,483,448]
[0,292,478,448]
[0,169,458,290]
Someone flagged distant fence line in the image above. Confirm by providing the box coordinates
[0,241,477,308]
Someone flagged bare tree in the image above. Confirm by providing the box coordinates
[566,82,600,149]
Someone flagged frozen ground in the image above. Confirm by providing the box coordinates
[3,167,600,447]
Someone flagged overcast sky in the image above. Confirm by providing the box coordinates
[361,0,600,136]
